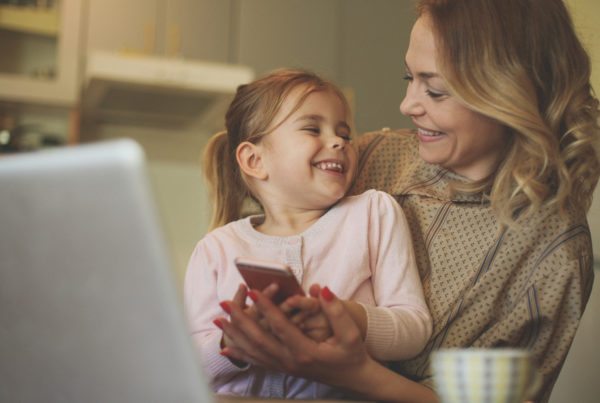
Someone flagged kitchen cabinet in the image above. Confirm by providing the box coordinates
[86,0,233,62]
[0,0,84,106]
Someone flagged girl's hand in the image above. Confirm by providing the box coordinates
[283,284,332,342]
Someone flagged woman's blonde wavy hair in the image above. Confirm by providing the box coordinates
[201,68,351,230]
[417,0,600,228]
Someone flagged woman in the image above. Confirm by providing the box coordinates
[215,0,600,401]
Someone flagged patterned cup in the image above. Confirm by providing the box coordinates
[431,348,541,403]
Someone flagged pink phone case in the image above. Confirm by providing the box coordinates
[234,257,305,304]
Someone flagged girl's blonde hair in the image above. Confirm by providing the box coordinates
[202,68,351,230]
[417,0,600,227]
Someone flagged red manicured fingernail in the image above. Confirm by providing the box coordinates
[321,286,334,302]
[213,319,223,329]
[248,290,258,302]
[219,301,231,314]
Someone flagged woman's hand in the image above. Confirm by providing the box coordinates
[217,284,371,386]
[217,284,439,402]
[214,283,277,358]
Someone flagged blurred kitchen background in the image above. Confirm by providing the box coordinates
[0,1,598,401]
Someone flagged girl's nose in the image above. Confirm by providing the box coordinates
[331,136,346,149]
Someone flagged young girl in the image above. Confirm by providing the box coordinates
[183,69,431,399]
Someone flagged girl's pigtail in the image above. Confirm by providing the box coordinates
[201,130,248,230]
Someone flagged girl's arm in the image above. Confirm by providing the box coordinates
[219,284,439,403]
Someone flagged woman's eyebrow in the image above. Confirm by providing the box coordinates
[405,61,440,79]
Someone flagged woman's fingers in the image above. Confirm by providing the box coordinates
[219,300,289,370]
[232,283,248,308]
[249,289,319,358]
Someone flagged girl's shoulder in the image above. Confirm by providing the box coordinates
[341,189,402,215]
[197,216,255,245]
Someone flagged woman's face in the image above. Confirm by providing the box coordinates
[400,15,507,181]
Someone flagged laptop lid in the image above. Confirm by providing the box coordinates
[0,139,214,403]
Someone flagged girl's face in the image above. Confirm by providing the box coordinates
[258,88,357,211]
[400,15,507,181]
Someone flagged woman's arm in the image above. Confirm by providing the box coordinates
[219,284,439,403]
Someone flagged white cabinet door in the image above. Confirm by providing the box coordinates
[86,0,232,62]
[0,0,84,106]
[86,0,159,54]
[163,0,232,62]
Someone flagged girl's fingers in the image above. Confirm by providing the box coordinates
[285,295,320,313]
[249,289,317,357]
[304,327,332,343]
[260,282,280,300]
[317,287,362,346]
[284,295,321,324]
[301,313,330,331]
[308,283,321,298]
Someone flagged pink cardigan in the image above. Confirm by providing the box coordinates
[184,189,432,399]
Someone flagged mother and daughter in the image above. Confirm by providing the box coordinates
[185,0,600,402]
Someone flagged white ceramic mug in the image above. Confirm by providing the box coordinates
[431,348,541,403]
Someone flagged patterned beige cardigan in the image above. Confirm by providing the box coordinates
[350,129,595,402]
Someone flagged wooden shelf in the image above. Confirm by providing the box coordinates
[0,5,59,36]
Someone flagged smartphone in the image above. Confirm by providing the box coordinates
[234,257,305,304]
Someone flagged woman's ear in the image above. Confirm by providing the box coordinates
[236,141,268,180]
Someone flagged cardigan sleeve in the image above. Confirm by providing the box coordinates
[183,238,250,388]
[361,191,433,360]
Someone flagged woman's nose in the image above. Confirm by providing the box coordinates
[399,84,423,116]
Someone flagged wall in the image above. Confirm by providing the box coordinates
[548,2,600,402]
[565,0,600,264]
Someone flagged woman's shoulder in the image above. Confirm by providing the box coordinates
[499,203,595,290]
[355,128,417,155]
[351,128,442,197]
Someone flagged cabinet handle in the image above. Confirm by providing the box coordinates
[168,24,181,58]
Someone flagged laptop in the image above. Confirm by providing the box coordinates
[0,139,215,403]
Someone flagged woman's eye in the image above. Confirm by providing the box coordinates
[303,127,320,134]
[403,74,413,82]
[426,89,445,99]
[340,135,351,141]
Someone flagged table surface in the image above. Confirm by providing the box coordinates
[216,395,373,403]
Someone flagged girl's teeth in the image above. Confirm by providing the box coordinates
[317,162,343,172]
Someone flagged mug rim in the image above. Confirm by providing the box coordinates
[432,348,531,358]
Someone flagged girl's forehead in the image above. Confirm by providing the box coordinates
[276,87,333,119]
